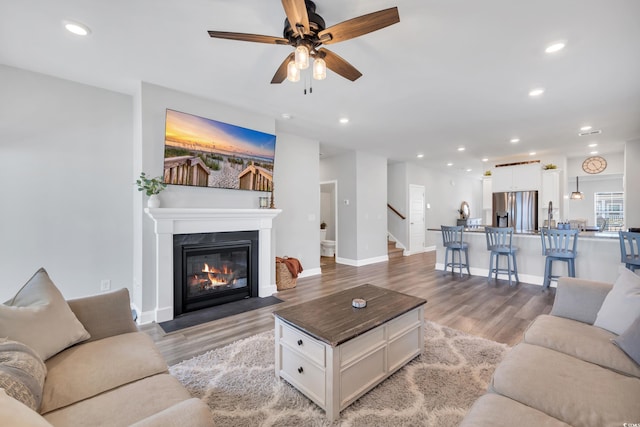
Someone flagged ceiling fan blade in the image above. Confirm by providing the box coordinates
[208,31,289,45]
[318,7,400,45]
[271,52,295,84]
[318,48,362,81]
[281,0,310,36]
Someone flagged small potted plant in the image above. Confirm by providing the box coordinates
[136,172,167,208]
[320,221,327,230]
[543,163,557,170]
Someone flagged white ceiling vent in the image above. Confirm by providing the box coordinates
[578,129,602,136]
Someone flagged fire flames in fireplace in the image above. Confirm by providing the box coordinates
[189,262,239,291]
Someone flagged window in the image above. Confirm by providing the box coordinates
[594,192,624,231]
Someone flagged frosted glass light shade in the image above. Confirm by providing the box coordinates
[295,45,309,70]
[313,57,326,80]
[287,61,300,82]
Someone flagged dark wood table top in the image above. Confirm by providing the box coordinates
[273,284,427,347]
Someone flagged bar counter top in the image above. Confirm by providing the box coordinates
[427,228,621,285]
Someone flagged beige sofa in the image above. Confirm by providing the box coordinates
[461,275,640,427]
[0,268,213,427]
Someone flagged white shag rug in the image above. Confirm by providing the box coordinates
[170,321,509,426]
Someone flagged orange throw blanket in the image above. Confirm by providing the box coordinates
[276,257,303,278]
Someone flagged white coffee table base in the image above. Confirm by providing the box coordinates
[275,305,424,421]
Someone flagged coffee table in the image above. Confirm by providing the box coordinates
[273,284,426,421]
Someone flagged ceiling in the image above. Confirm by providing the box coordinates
[2,0,639,177]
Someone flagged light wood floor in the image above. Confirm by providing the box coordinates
[142,252,556,365]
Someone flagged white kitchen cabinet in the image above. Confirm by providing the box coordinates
[491,164,541,192]
[540,170,560,208]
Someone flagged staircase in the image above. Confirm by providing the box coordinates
[387,239,404,259]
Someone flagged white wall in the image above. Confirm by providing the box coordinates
[566,176,624,224]
[0,65,133,300]
[355,152,388,261]
[406,163,482,247]
[320,152,358,260]
[624,139,640,228]
[272,132,321,274]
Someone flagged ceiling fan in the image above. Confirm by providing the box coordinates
[207,0,400,84]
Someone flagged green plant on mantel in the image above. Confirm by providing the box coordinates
[136,172,167,196]
[483,170,492,176]
[543,163,558,170]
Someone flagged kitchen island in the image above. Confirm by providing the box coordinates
[427,228,621,286]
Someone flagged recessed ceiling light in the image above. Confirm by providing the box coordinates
[545,41,566,53]
[529,88,545,97]
[281,113,291,119]
[64,20,91,36]
[590,151,598,155]
[482,158,489,162]
[416,153,424,159]
[339,117,349,124]
[580,125,592,131]
[588,143,598,148]
[465,168,472,172]
[510,138,520,144]
[447,162,453,167]
[529,151,536,156]
[457,147,465,152]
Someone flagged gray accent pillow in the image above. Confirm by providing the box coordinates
[0,268,90,360]
[594,267,640,335]
[613,315,640,366]
[0,339,47,411]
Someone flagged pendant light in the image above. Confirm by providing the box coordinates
[294,45,309,70]
[570,176,584,200]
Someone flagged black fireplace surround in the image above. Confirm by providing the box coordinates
[173,231,259,317]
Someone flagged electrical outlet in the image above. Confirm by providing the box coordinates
[100,279,111,291]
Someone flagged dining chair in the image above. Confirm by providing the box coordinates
[485,227,519,286]
[540,228,578,290]
[441,225,470,277]
[619,231,640,272]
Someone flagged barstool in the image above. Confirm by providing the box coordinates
[619,231,640,272]
[485,227,519,286]
[441,225,470,277]
[540,228,579,290]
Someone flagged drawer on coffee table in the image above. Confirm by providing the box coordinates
[281,346,326,405]
[388,309,421,339]
[280,323,325,367]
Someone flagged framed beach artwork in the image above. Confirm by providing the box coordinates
[163,109,276,191]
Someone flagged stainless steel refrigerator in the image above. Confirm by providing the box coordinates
[492,191,538,232]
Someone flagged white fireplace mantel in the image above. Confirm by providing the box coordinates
[145,208,282,322]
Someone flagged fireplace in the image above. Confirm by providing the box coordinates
[173,231,259,316]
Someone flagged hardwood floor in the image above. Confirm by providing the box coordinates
[142,252,556,365]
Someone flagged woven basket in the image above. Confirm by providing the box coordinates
[275,262,297,290]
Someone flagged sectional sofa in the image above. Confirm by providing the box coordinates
[0,268,213,427]
[461,270,640,427]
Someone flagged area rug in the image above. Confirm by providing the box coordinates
[169,321,509,426]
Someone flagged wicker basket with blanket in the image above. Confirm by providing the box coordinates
[275,257,303,290]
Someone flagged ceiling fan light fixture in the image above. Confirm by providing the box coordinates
[295,45,309,70]
[287,61,300,82]
[313,57,326,80]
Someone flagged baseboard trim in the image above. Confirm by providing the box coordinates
[299,268,322,278]
[336,255,389,267]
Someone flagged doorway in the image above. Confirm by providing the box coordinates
[320,181,338,259]
[409,184,425,254]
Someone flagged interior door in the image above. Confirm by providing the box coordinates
[409,185,425,252]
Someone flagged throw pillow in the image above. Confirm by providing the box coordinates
[0,339,47,411]
[0,388,53,427]
[594,267,640,335]
[613,315,640,366]
[0,268,90,360]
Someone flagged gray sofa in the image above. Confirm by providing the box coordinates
[461,276,640,427]
[1,281,213,427]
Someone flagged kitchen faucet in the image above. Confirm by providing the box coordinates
[548,201,553,228]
